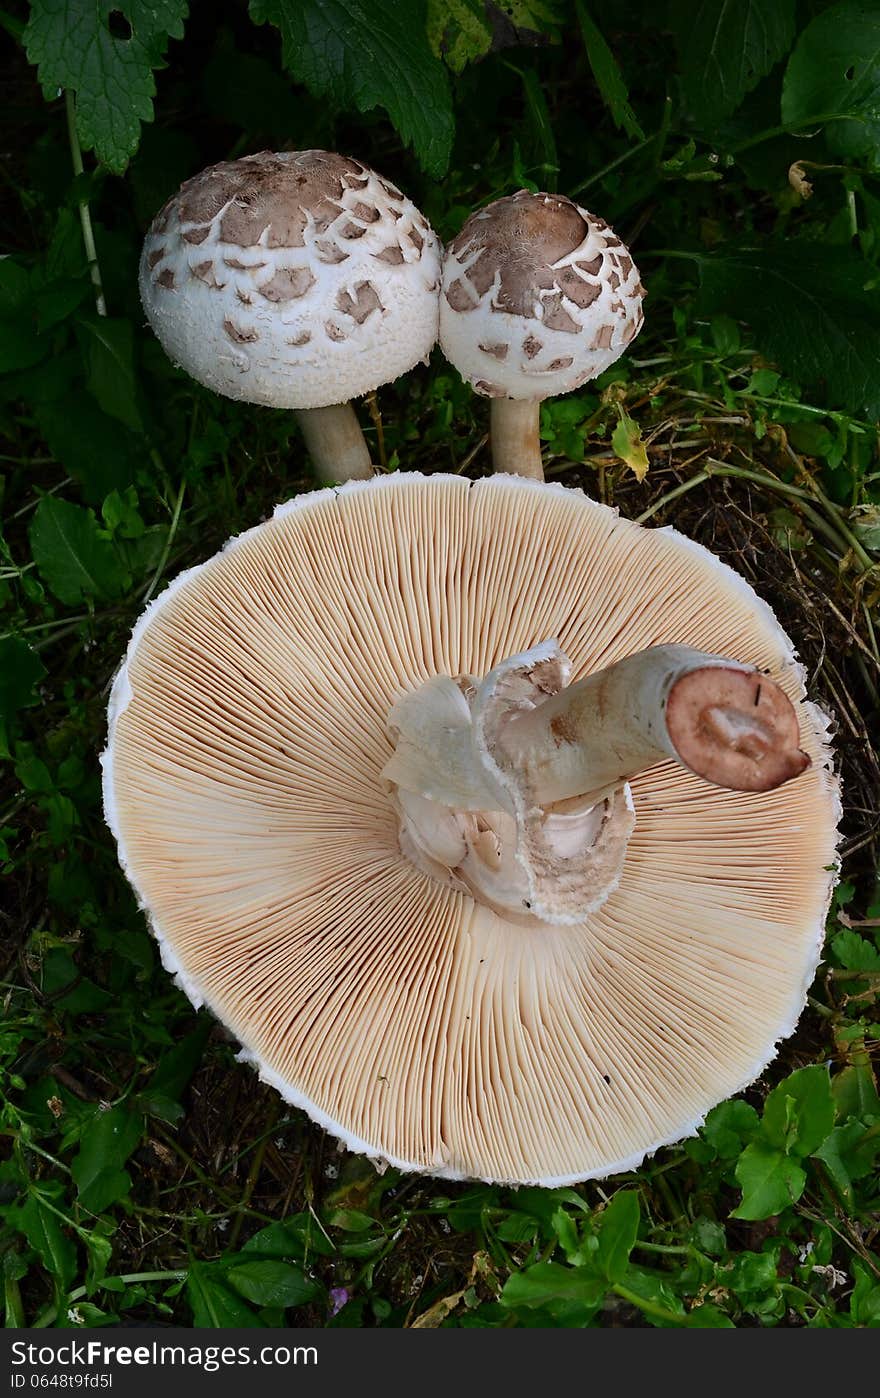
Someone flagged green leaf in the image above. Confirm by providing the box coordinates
[187,1263,264,1328]
[832,929,880,972]
[70,1103,144,1213]
[141,1020,211,1109]
[695,242,880,419]
[427,0,492,73]
[732,1141,806,1219]
[500,1261,606,1310]
[242,1216,335,1259]
[611,409,649,481]
[23,0,189,173]
[595,1190,640,1283]
[29,497,128,605]
[249,0,454,176]
[782,2,880,160]
[670,0,796,126]
[15,1192,77,1293]
[761,1065,835,1158]
[575,1,643,140]
[226,1260,319,1309]
[327,1208,375,1232]
[0,639,46,720]
[814,1122,880,1204]
[701,1099,760,1159]
[77,316,143,433]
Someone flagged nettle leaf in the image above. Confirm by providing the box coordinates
[23,1,188,173]
[427,0,492,73]
[732,1141,806,1219]
[29,497,129,605]
[249,0,454,176]
[225,1260,320,1309]
[782,1,880,160]
[575,1,643,140]
[0,639,46,720]
[695,242,880,419]
[761,1065,835,1158]
[671,0,796,127]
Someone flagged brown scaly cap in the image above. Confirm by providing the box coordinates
[139,150,441,411]
[440,190,645,399]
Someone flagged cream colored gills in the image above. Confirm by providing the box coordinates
[139,150,442,483]
[103,474,839,1185]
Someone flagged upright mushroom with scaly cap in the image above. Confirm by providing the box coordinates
[140,150,441,483]
[440,190,645,479]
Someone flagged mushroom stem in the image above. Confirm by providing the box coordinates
[294,403,373,483]
[490,399,544,480]
[498,644,810,803]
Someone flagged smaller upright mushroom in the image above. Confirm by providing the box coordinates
[439,190,645,479]
[140,150,442,483]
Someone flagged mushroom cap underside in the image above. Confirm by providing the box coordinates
[140,150,441,410]
[103,475,839,1185]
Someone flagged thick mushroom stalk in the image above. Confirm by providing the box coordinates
[294,404,372,482]
[383,642,810,925]
[439,191,645,480]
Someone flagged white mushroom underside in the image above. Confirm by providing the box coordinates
[103,475,839,1185]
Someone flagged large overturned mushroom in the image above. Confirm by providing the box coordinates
[440,191,645,479]
[140,150,441,483]
[103,474,838,1185]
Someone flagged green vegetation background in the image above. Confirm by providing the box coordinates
[1,0,879,1328]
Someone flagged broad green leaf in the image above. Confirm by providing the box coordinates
[832,1041,880,1122]
[695,242,880,419]
[850,1260,880,1327]
[500,1261,605,1310]
[187,1263,264,1328]
[23,0,189,173]
[670,0,796,126]
[242,1216,335,1259]
[71,1103,144,1213]
[427,0,492,73]
[575,1,643,140]
[832,929,880,972]
[732,1141,806,1219]
[29,497,127,605]
[141,1020,212,1110]
[782,2,880,159]
[814,1122,880,1205]
[761,1065,835,1158]
[0,639,46,720]
[15,1193,77,1293]
[249,0,454,176]
[611,409,649,481]
[701,1099,760,1159]
[226,1260,319,1309]
[77,316,143,433]
[595,1190,640,1283]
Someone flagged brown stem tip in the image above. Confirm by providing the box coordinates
[666,666,811,793]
